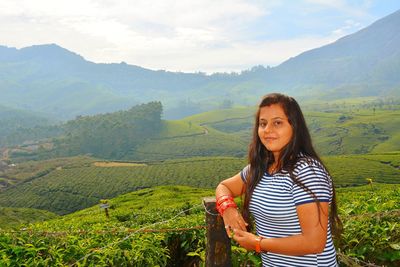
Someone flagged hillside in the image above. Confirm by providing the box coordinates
[0,207,58,229]
[267,9,400,97]
[0,156,246,214]
[127,126,247,161]
[182,98,400,155]
[3,101,164,160]
[0,105,59,147]
[0,186,213,266]
[0,156,94,191]
[0,153,398,215]
[1,9,400,120]
[0,184,398,266]
[3,96,399,164]
[3,105,247,162]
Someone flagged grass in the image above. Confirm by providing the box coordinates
[127,127,248,161]
[178,99,400,156]
[158,120,205,138]
[182,106,255,125]
[0,153,399,215]
[93,162,147,167]
[0,207,58,229]
[0,184,398,266]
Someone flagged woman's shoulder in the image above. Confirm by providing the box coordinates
[293,153,325,173]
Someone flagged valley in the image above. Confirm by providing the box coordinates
[1,7,400,265]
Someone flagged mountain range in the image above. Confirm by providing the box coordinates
[0,9,399,120]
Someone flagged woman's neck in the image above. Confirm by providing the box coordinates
[269,161,279,174]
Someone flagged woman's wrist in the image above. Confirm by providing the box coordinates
[216,195,237,216]
[255,236,265,253]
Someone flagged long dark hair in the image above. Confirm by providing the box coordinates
[242,93,342,238]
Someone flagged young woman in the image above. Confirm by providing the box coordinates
[215,93,341,266]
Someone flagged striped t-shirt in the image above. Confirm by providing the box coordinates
[241,157,338,267]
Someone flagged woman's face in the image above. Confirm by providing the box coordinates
[258,104,293,159]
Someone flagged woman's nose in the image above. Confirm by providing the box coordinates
[264,124,272,133]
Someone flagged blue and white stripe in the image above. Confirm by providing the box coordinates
[241,156,338,266]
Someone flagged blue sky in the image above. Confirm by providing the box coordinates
[0,0,399,73]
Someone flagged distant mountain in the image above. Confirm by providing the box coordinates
[0,9,399,120]
[266,9,400,97]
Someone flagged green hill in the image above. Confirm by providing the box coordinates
[128,126,247,160]
[0,184,398,266]
[2,10,400,120]
[7,105,249,162]
[0,156,246,214]
[0,207,58,229]
[0,156,94,191]
[0,105,59,147]
[0,153,398,215]
[182,106,255,125]
[181,98,400,156]
[0,186,211,266]
[109,97,400,161]
[4,96,399,163]
[6,101,164,161]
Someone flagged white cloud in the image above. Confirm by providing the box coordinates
[0,0,269,72]
[332,19,362,36]
[121,34,339,73]
[0,0,398,73]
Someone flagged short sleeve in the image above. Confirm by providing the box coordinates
[240,164,250,183]
[291,161,332,206]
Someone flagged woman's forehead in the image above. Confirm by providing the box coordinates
[259,104,287,118]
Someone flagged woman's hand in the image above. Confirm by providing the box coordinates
[215,172,248,237]
[222,207,248,237]
[232,228,257,251]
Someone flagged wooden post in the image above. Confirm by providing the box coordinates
[100,200,110,218]
[203,197,232,267]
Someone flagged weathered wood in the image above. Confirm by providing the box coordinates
[100,202,110,218]
[203,197,232,267]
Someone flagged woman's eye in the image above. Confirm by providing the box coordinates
[260,122,266,128]
[274,121,282,126]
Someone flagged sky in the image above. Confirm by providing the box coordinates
[1,0,400,73]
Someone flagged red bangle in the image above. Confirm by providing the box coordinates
[217,195,234,205]
[218,203,237,216]
[219,201,236,210]
[216,200,237,216]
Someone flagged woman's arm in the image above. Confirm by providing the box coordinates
[216,173,248,233]
[216,172,245,198]
[233,201,329,255]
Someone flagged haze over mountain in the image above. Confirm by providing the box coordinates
[0,9,399,120]
[267,9,400,97]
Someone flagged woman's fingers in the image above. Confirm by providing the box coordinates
[234,212,248,231]
[238,219,248,231]
[232,228,245,242]
[224,224,232,237]
[224,223,247,238]
[223,209,249,233]
[222,208,250,237]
